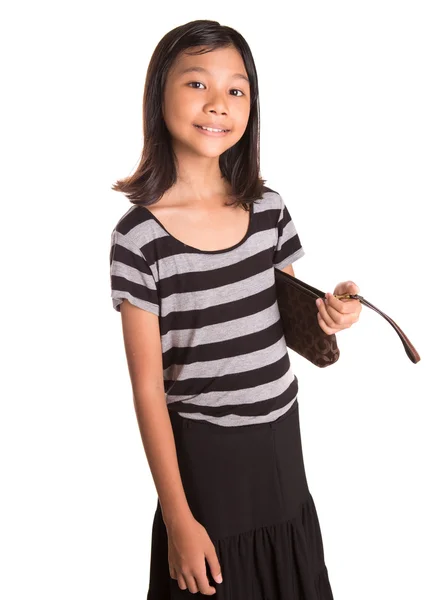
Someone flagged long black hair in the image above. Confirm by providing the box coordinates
[112,19,267,209]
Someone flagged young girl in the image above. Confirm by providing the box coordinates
[109,19,361,599]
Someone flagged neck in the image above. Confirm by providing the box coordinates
[169,145,231,204]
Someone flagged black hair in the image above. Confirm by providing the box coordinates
[112,19,267,209]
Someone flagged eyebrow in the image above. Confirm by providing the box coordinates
[178,66,250,85]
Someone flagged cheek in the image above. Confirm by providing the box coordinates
[232,102,250,130]
[232,114,250,141]
[165,92,200,129]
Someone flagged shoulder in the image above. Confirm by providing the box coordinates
[257,186,285,211]
[110,203,158,252]
[255,186,285,225]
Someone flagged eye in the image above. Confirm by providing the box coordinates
[187,82,245,97]
[187,81,205,89]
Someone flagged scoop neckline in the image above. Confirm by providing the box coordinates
[138,201,254,255]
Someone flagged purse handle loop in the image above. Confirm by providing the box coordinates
[335,293,420,364]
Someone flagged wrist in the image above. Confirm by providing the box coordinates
[161,502,194,530]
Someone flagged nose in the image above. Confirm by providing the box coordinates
[204,93,228,116]
[209,107,227,116]
[209,109,228,116]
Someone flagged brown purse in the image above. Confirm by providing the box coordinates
[275,267,421,368]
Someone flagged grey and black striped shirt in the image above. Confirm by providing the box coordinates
[109,187,305,427]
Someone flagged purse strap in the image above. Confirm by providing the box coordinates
[335,293,420,364]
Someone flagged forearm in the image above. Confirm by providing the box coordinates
[132,388,193,529]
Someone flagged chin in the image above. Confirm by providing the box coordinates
[187,142,232,158]
[198,147,229,158]
[173,132,237,158]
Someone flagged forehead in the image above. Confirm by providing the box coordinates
[170,46,249,83]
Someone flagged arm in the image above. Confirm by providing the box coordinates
[279,263,295,277]
[119,299,193,530]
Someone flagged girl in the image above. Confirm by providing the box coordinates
[109,19,362,599]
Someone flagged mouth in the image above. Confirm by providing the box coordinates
[194,124,231,136]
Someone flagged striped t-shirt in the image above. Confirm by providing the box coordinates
[109,186,305,427]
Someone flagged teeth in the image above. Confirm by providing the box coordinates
[198,125,227,132]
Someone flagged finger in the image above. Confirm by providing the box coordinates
[187,575,200,594]
[323,298,355,328]
[333,300,361,324]
[346,280,360,294]
[184,574,198,594]
[334,281,360,296]
[205,548,223,585]
[196,570,217,595]
[176,573,188,591]
[316,298,336,329]
[326,293,355,314]
[317,313,339,335]
[195,555,218,595]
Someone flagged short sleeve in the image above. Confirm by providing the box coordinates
[109,229,160,316]
[273,194,305,269]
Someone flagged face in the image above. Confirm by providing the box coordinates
[162,45,251,159]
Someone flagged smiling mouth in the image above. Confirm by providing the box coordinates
[194,124,231,133]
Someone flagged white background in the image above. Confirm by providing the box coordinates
[1,1,432,598]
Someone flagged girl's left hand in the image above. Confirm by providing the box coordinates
[315,281,362,335]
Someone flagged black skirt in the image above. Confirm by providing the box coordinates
[147,399,334,599]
